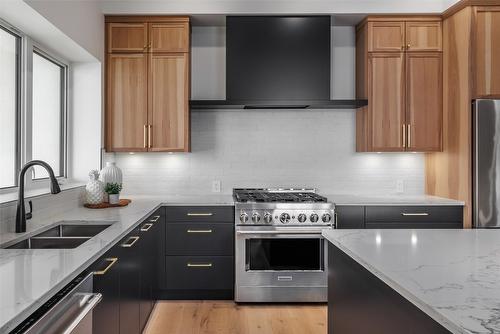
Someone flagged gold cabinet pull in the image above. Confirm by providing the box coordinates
[94,257,118,275]
[148,125,152,148]
[187,213,213,217]
[149,215,160,222]
[121,236,139,248]
[143,125,147,148]
[187,229,213,233]
[401,213,429,216]
[187,263,213,268]
[407,43,411,49]
[402,124,406,148]
[140,223,153,232]
[407,124,411,148]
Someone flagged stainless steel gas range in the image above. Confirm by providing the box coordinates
[233,188,335,303]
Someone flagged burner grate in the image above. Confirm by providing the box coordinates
[233,188,328,203]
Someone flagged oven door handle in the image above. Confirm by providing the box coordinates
[236,230,322,235]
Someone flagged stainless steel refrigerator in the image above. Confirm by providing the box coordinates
[473,99,500,228]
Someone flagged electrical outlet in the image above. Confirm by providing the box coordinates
[212,180,221,193]
[396,179,404,194]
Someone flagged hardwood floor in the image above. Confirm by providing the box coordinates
[143,301,327,334]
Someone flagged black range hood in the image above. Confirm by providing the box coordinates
[191,16,367,110]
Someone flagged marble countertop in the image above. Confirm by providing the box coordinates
[0,194,233,333]
[325,194,464,206]
[322,229,500,334]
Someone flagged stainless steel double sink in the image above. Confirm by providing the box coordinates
[5,222,114,249]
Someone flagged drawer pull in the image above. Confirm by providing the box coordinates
[187,213,214,217]
[121,236,140,248]
[187,263,213,268]
[149,215,160,222]
[278,276,293,281]
[187,229,213,233]
[94,257,118,275]
[141,223,153,232]
[401,213,429,216]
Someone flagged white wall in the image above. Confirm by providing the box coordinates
[105,26,425,196]
[24,0,104,62]
[69,62,103,181]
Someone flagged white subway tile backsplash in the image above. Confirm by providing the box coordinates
[106,110,425,197]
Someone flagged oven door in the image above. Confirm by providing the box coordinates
[235,228,327,288]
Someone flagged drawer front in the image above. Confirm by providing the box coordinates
[166,223,233,256]
[366,222,463,229]
[166,206,234,223]
[365,206,463,223]
[166,256,234,290]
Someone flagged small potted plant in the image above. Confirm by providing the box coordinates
[105,182,123,205]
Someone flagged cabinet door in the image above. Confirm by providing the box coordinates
[368,22,405,52]
[405,21,442,51]
[475,7,500,97]
[368,53,406,151]
[119,234,142,334]
[107,23,148,53]
[406,52,442,151]
[150,22,189,53]
[335,206,365,229]
[92,252,120,334]
[148,53,189,152]
[106,54,148,152]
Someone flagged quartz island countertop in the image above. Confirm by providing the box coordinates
[322,228,500,334]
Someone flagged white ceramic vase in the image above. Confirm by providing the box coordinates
[85,170,104,205]
[100,162,122,202]
[109,193,120,205]
[99,162,123,185]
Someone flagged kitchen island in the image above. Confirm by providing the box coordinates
[322,229,500,334]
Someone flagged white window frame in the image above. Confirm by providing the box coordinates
[0,18,69,193]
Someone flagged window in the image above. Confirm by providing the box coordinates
[0,20,68,190]
[0,26,20,189]
[32,51,65,179]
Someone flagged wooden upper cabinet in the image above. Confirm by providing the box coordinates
[406,21,442,51]
[107,23,148,53]
[148,54,189,152]
[356,16,443,153]
[368,22,405,52]
[106,54,148,151]
[474,7,500,97]
[105,16,190,153]
[406,52,443,151]
[150,22,189,53]
[368,53,406,151]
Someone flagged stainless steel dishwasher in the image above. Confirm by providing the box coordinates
[10,273,102,334]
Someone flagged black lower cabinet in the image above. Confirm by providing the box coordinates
[160,206,235,300]
[118,232,142,334]
[138,210,162,331]
[92,249,120,334]
[91,208,163,334]
[336,205,464,229]
[328,244,451,334]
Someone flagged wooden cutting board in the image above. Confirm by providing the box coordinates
[84,199,131,209]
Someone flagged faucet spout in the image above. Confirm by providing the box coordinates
[15,160,61,233]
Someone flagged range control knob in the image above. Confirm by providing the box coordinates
[263,212,273,224]
[240,212,249,223]
[279,213,291,224]
[310,213,319,223]
[322,213,332,223]
[297,213,307,223]
[252,212,261,223]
